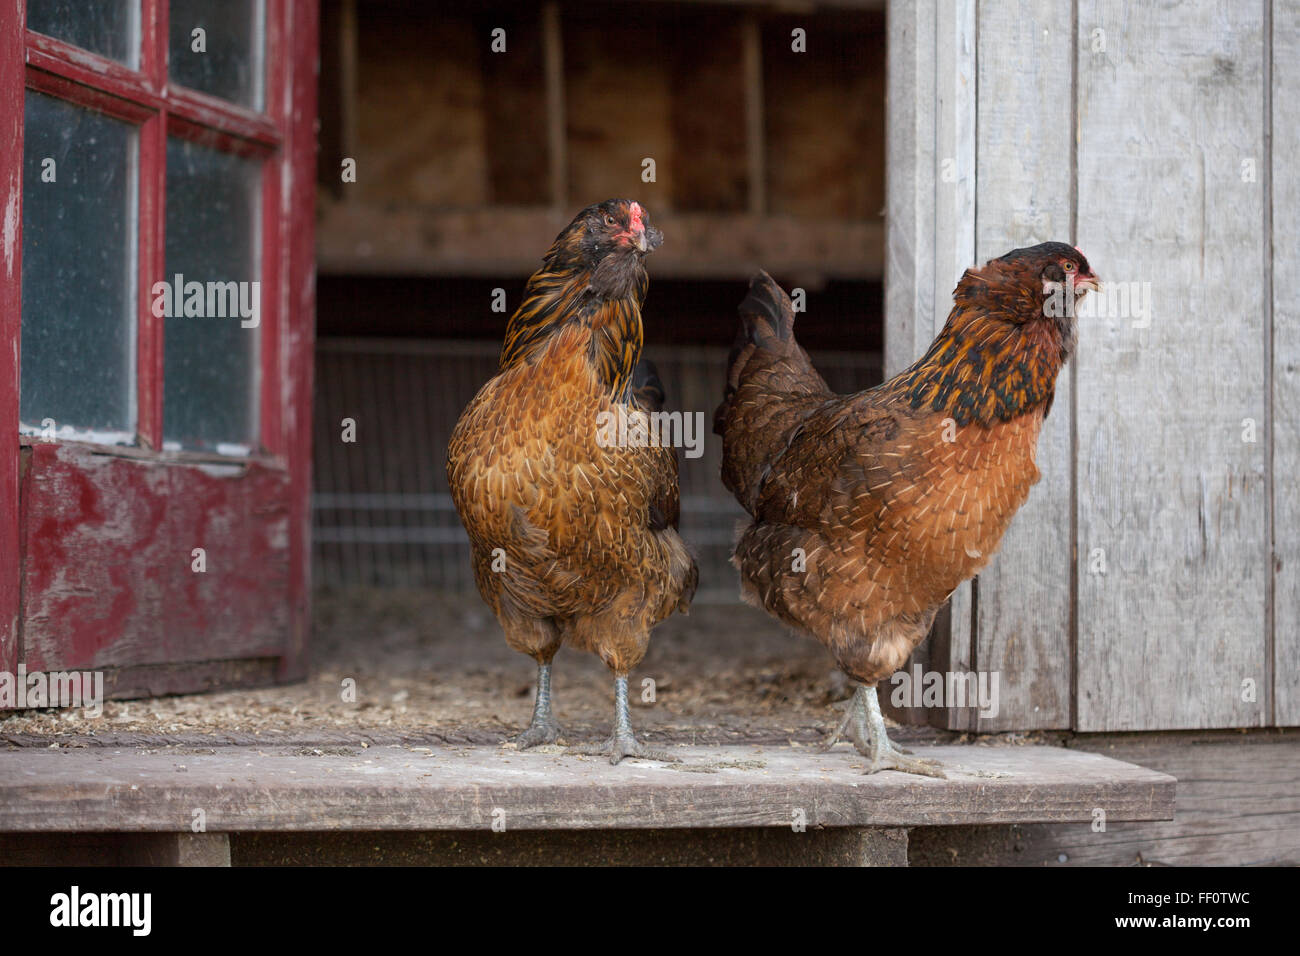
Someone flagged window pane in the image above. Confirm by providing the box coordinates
[163,138,260,452]
[26,0,139,67]
[168,0,265,110]
[21,91,137,441]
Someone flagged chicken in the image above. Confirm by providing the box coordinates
[714,243,1098,776]
[446,199,697,764]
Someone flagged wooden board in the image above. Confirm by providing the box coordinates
[233,827,907,867]
[1073,0,1268,730]
[0,0,25,678]
[562,9,675,209]
[884,0,937,377]
[316,202,883,282]
[352,10,490,206]
[968,0,1075,731]
[1273,0,1300,726]
[762,10,886,223]
[0,743,1174,832]
[18,442,290,672]
[909,730,1299,866]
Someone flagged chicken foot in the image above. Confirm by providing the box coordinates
[823,684,946,778]
[511,663,564,749]
[819,685,877,754]
[566,675,680,765]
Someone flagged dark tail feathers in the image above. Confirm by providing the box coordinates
[713,271,796,435]
[737,270,795,346]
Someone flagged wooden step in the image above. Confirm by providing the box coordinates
[0,742,1174,833]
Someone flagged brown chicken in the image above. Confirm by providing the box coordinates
[714,243,1098,776]
[447,199,697,764]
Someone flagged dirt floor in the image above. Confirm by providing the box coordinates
[0,590,964,752]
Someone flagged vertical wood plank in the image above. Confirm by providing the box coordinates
[338,0,358,192]
[969,0,1074,731]
[885,0,936,378]
[886,0,977,729]
[0,0,23,675]
[1272,0,1300,725]
[933,0,979,730]
[276,0,320,681]
[135,0,166,453]
[1075,0,1267,729]
[541,1,566,212]
[742,15,766,216]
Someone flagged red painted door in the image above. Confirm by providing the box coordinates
[1,1,317,699]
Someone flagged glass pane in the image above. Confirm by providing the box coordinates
[26,0,139,67]
[163,138,261,452]
[21,91,137,441]
[168,0,265,109]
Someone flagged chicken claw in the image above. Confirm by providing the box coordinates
[565,675,680,765]
[567,733,680,765]
[866,749,947,778]
[510,663,565,750]
[860,684,946,779]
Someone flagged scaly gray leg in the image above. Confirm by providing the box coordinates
[861,684,946,778]
[566,675,679,765]
[820,685,874,755]
[512,663,563,749]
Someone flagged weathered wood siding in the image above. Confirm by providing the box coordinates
[1273,0,1300,725]
[971,0,1074,732]
[1075,0,1267,731]
[888,0,1288,731]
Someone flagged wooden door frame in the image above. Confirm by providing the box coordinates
[0,0,318,685]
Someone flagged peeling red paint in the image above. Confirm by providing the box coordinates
[21,444,291,671]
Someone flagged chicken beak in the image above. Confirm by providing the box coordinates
[1075,273,1101,294]
[632,225,663,254]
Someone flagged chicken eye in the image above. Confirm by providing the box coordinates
[1062,261,1077,273]
[604,214,616,226]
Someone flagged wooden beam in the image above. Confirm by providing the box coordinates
[742,14,766,215]
[910,730,1299,866]
[316,201,883,281]
[338,0,358,195]
[0,832,232,866]
[541,1,567,212]
[238,828,908,866]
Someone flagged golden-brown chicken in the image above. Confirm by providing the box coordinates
[714,243,1098,776]
[447,199,696,764]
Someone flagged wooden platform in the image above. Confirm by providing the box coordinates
[0,741,1173,864]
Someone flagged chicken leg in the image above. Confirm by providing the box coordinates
[822,684,946,778]
[567,675,679,765]
[512,663,563,749]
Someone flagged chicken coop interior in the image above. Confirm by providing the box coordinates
[310,0,886,600]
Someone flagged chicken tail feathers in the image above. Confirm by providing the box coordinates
[714,271,834,514]
[714,271,792,435]
[714,271,808,437]
[738,269,795,345]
